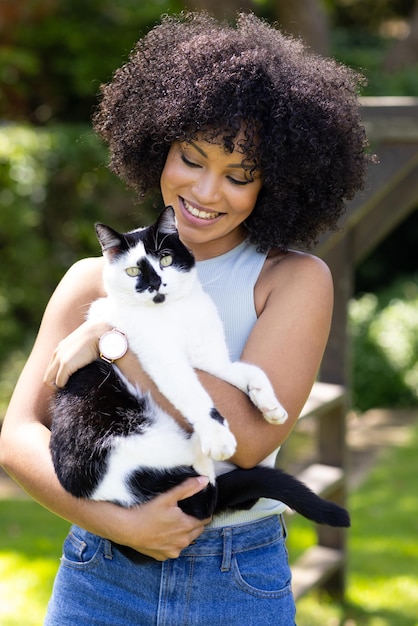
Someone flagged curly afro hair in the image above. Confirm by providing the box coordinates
[93,11,370,252]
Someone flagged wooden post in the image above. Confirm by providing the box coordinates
[318,234,353,601]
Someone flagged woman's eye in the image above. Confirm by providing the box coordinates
[227,176,251,186]
[181,154,200,168]
[160,254,173,267]
[126,266,140,277]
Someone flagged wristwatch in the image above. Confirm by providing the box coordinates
[99,328,128,363]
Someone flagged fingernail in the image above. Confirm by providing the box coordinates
[197,476,209,487]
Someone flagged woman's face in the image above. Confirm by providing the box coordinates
[160,135,262,260]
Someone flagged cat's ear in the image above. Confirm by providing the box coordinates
[95,223,126,258]
[156,206,178,236]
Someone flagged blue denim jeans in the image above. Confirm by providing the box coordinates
[44,515,296,625]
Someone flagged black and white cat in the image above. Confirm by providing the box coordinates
[50,206,349,552]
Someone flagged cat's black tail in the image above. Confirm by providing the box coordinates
[215,467,350,527]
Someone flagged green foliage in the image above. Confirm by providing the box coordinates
[331,27,418,96]
[349,276,418,411]
[0,124,154,367]
[0,497,69,625]
[330,0,416,31]
[0,0,183,122]
[2,0,418,122]
[0,348,28,421]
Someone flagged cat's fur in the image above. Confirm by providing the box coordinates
[50,206,350,558]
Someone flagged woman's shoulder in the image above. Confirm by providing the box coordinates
[62,256,104,288]
[255,249,333,314]
[65,256,105,278]
[265,248,331,283]
[49,256,106,313]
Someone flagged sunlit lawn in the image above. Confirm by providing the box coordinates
[288,417,418,626]
[1,417,417,626]
[0,499,68,626]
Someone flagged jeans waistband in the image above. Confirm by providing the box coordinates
[180,514,285,558]
[113,514,285,564]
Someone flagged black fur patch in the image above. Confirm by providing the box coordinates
[50,360,154,497]
[209,408,225,425]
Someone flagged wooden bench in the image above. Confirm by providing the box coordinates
[282,381,347,601]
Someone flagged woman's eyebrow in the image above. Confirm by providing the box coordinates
[227,162,255,170]
[189,141,255,170]
[189,141,208,158]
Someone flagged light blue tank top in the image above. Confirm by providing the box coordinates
[196,239,266,362]
[196,240,286,527]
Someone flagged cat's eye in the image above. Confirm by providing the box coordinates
[125,266,141,277]
[160,254,173,267]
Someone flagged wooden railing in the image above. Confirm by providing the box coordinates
[285,97,418,601]
[288,382,346,600]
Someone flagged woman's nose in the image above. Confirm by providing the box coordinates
[192,171,221,203]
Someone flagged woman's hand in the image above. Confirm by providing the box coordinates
[44,319,109,388]
[112,476,211,561]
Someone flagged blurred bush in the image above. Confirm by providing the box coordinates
[3,0,418,125]
[331,26,418,96]
[0,0,182,123]
[0,123,156,364]
[349,275,418,411]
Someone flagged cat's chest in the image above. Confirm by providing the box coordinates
[99,293,214,348]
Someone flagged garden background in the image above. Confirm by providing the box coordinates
[1,1,417,624]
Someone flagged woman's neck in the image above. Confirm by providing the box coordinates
[185,228,248,262]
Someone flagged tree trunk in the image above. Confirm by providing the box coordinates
[383,0,418,71]
[272,0,330,56]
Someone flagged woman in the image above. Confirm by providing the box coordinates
[0,12,369,624]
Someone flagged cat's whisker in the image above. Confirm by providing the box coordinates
[97,368,112,388]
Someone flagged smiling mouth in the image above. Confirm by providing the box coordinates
[183,198,221,220]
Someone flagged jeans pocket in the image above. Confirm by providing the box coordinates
[60,526,105,570]
[232,537,292,599]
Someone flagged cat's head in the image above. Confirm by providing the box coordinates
[96,206,197,306]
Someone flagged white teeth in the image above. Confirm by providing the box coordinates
[184,200,219,220]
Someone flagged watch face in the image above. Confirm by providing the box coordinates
[99,330,128,361]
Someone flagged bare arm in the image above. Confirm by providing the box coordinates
[203,251,334,466]
[0,258,210,561]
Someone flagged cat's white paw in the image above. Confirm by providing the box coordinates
[196,421,237,461]
[191,433,216,483]
[248,386,288,425]
[263,404,288,425]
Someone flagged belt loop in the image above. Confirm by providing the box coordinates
[279,513,288,540]
[103,539,114,560]
[221,528,232,572]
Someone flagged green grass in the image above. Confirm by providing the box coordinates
[0,498,69,626]
[1,418,417,625]
[287,417,418,626]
